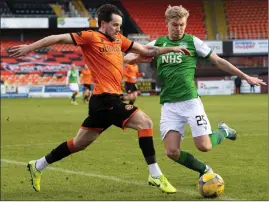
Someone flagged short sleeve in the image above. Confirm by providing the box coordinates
[67,70,71,77]
[146,40,156,46]
[118,33,133,53]
[193,36,212,58]
[70,31,93,46]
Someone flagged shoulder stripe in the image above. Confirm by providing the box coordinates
[70,33,77,46]
[124,41,134,53]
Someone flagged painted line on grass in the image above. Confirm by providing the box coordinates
[1,158,238,200]
[1,132,267,148]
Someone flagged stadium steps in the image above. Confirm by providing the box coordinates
[50,4,63,17]
[72,0,89,17]
[203,0,215,40]
[77,0,90,17]
[213,0,228,40]
[225,0,268,39]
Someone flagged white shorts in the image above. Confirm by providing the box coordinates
[69,83,79,92]
[160,97,212,140]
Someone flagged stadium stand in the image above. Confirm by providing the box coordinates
[121,0,207,39]
[225,0,268,39]
[6,0,55,16]
[0,1,13,16]
[1,40,83,86]
[1,0,268,88]
[0,73,67,85]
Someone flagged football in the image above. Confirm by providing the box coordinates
[198,173,225,198]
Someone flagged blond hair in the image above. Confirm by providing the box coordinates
[165,5,189,20]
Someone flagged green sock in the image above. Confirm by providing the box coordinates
[209,129,227,147]
[175,149,206,174]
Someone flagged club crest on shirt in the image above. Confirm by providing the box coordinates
[125,105,133,110]
[179,41,188,49]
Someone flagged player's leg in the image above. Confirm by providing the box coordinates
[188,98,236,152]
[72,91,79,104]
[84,88,90,102]
[129,84,138,105]
[70,83,79,105]
[27,126,101,192]
[89,84,93,98]
[125,82,137,105]
[128,91,138,105]
[122,109,176,193]
[27,98,109,192]
[160,102,212,177]
[82,84,87,102]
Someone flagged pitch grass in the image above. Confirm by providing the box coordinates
[1,95,268,200]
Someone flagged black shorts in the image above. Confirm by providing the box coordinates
[83,84,94,91]
[81,93,138,133]
[125,82,138,93]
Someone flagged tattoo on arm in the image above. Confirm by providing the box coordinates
[147,46,160,56]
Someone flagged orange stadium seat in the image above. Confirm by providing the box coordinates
[121,0,207,40]
[1,40,84,86]
[225,0,268,39]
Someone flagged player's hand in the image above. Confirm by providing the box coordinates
[172,47,191,56]
[8,45,32,58]
[124,53,153,64]
[245,76,267,86]
[135,54,154,63]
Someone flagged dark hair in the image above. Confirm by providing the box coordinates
[97,4,123,27]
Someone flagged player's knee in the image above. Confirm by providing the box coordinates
[73,137,94,151]
[140,115,153,129]
[166,147,180,160]
[196,143,212,152]
[73,141,89,151]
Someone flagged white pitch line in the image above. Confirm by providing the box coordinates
[1,132,267,148]
[1,158,238,200]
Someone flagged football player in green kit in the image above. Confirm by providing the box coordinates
[124,5,266,178]
[66,64,80,105]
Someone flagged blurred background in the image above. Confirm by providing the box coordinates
[1,0,268,97]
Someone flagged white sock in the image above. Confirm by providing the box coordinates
[35,157,49,172]
[149,163,163,178]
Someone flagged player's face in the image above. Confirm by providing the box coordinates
[104,14,122,40]
[166,17,187,40]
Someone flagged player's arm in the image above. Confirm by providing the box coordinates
[129,42,190,57]
[65,70,71,86]
[136,72,144,77]
[193,36,266,86]
[209,53,266,86]
[9,34,73,58]
[124,40,184,64]
[77,71,80,85]
[124,52,153,64]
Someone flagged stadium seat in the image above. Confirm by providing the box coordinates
[1,40,84,86]
[122,0,207,40]
[225,0,268,39]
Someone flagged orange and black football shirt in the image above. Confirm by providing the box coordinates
[81,68,92,85]
[124,63,142,83]
[70,30,133,95]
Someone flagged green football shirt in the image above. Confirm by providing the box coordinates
[148,34,212,104]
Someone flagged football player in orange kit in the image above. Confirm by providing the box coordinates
[123,63,144,105]
[80,64,93,102]
[9,4,190,193]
